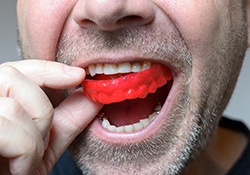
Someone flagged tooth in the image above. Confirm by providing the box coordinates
[139,118,150,127]
[131,62,142,72]
[142,61,151,71]
[118,62,131,73]
[102,118,110,129]
[96,64,104,74]
[133,123,144,131]
[88,65,96,76]
[155,104,162,113]
[124,125,134,132]
[149,112,157,122]
[116,126,125,132]
[108,125,116,132]
[104,64,118,75]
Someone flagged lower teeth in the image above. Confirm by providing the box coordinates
[100,104,161,133]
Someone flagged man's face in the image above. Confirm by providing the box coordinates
[17,0,248,174]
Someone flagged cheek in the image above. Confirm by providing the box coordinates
[17,0,77,60]
[163,1,221,53]
[158,0,224,76]
[157,1,236,102]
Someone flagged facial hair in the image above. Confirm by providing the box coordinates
[56,17,247,173]
[55,25,223,175]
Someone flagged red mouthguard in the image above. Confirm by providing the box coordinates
[82,64,172,104]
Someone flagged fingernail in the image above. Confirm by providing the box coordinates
[64,66,85,76]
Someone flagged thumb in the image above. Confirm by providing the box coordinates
[42,89,103,171]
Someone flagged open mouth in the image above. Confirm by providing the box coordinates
[82,61,173,137]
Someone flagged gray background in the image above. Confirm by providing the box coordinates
[1,1,250,126]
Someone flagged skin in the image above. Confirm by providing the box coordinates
[0,0,250,174]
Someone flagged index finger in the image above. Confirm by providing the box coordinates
[1,60,85,89]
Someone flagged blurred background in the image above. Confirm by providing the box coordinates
[1,1,249,126]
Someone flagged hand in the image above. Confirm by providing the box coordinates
[0,60,102,175]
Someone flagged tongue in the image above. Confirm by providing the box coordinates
[101,84,168,126]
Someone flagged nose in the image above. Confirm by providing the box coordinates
[72,0,155,31]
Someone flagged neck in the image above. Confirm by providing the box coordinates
[181,126,248,175]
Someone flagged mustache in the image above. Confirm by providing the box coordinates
[56,27,192,70]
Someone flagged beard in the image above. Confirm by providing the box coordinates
[53,21,245,175]
[53,16,248,174]
[56,27,197,174]
[68,93,215,175]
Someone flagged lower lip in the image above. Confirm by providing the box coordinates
[88,77,177,144]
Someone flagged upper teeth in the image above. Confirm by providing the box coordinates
[88,61,152,77]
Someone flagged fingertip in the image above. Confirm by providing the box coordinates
[64,65,85,78]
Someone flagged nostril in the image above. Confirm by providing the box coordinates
[80,15,148,30]
[80,19,96,27]
[73,0,155,31]
[117,15,144,26]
